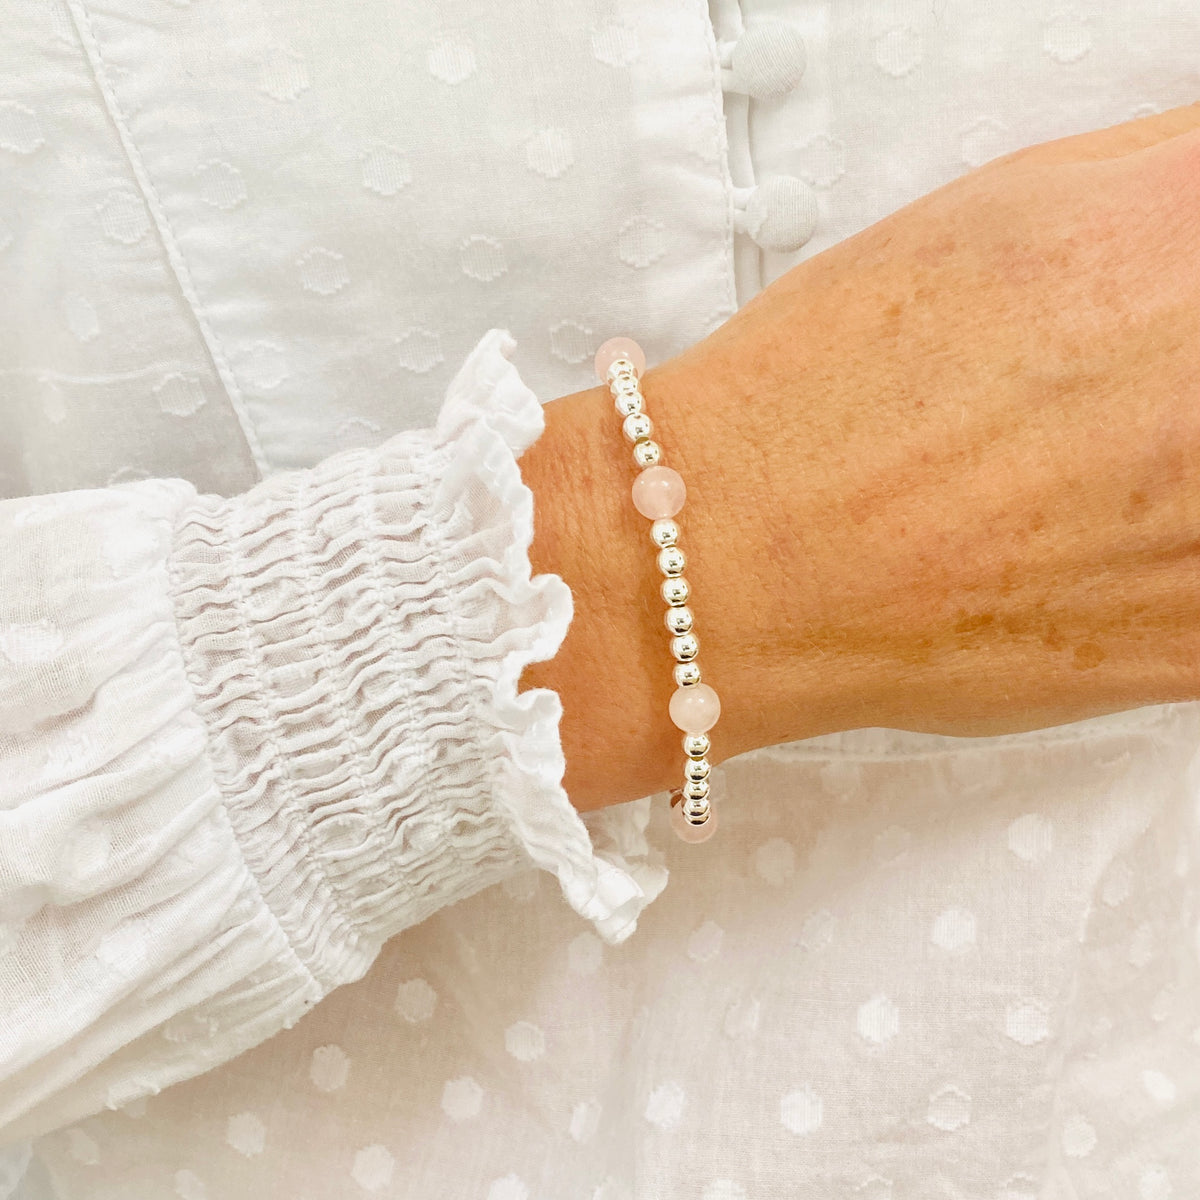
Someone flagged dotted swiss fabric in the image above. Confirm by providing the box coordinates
[2,0,1200,1198]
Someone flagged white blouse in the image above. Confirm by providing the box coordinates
[4,1,1200,1197]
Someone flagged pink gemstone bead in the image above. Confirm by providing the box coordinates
[594,336,646,383]
[669,682,720,733]
[631,466,685,520]
[670,793,718,843]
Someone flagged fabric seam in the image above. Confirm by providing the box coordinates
[65,0,272,479]
[701,0,742,323]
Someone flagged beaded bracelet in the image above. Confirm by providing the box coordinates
[593,337,720,844]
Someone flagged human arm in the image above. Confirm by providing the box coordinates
[524,102,1200,813]
[0,330,666,1147]
[6,98,1200,1147]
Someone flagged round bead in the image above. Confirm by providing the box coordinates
[670,792,717,842]
[657,545,686,577]
[650,519,679,548]
[671,632,699,662]
[664,605,693,635]
[623,412,653,443]
[632,439,661,468]
[608,361,637,387]
[611,373,641,398]
[685,757,711,782]
[669,682,721,732]
[683,731,710,758]
[614,389,644,418]
[662,577,690,606]
[595,337,646,382]
[632,466,686,520]
[674,661,702,687]
[684,777,711,802]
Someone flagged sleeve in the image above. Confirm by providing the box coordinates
[0,327,669,1148]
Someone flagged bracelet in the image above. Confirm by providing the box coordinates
[594,337,720,844]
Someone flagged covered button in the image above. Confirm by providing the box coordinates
[732,176,818,253]
[721,22,807,101]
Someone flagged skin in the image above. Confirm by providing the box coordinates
[520,102,1200,814]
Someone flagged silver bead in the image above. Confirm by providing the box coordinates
[611,372,641,397]
[657,545,686,577]
[683,732,710,757]
[685,757,711,783]
[650,519,679,548]
[633,439,661,468]
[664,605,693,635]
[613,389,644,418]
[671,632,699,662]
[683,777,711,802]
[674,661,702,687]
[623,412,653,443]
[682,795,711,825]
[661,577,690,606]
[606,358,637,385]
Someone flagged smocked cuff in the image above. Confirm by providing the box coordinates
[169,328,667,990]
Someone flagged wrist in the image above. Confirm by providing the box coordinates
[520,325,874,814]
[519,377,679,812]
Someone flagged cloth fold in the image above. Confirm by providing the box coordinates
[0,327,667,1148]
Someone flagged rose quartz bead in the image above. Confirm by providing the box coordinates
[631,466,685,520]
[669,682,720,733]
[670,795,718,843]
[594,337,646,383]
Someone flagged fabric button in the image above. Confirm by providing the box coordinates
[732,177,818,252]
[720,23,807,101]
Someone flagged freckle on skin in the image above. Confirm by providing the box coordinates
[847,492,871,525]
[902,637,935,665]
[914,234,956,266]
[1073,642,1105,670]
[954,611,995,635]
[1126,489,1148,522]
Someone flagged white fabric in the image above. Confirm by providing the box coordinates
[2,0,1200,1198]
[0,327,664,1147]
[0,0,732,498]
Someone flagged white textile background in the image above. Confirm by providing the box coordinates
[2,0,1200,1196]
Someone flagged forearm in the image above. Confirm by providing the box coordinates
[518,367,689,814]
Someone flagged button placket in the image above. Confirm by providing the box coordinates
[712,1,818,295]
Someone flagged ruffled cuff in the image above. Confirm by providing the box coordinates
[170,328,667,986]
